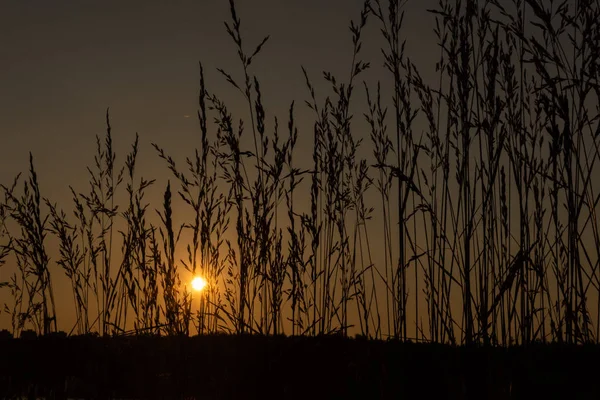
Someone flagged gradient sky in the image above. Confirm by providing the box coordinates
[0,0,448,333]
[2,0,595,341]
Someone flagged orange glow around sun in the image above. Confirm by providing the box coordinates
[191,276,207,292]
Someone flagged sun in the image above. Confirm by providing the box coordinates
[191,276,207,292]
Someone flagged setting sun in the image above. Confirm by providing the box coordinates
[191,276,207,292]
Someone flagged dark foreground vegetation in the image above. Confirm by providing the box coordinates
[3,0,600,344]
[2,0,600,397]
[1,333,599,400]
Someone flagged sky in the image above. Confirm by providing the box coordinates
[5,0,588,341]
[0,0,444,334]
[0,0,436,200]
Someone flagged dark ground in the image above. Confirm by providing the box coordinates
[0,333,598,399]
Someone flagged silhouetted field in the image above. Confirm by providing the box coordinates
[2,2,600,399]
[0,333,599,399]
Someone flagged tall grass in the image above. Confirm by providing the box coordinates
[1,0,600,346]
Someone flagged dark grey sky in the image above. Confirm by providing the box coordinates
[1,0,437,201]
